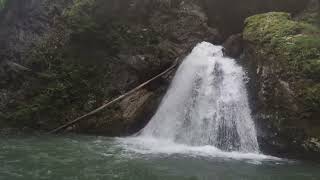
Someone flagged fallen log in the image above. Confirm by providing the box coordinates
[48,59,179,134]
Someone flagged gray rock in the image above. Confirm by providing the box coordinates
[222,34,243,58]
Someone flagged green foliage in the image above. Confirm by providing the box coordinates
[5,0,163,129]
[303,59,320,80]
[7,14,107,128]
[9,55,106,128]
[65,0,160,54]
[64,0,98,33]
[304,84,320,111]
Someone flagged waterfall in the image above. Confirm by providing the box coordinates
[139,42,259,153]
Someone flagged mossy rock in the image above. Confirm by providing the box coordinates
[244,12,300,44]
[244,12,320,69]
[244,11,320,102]
[243,11,320,155]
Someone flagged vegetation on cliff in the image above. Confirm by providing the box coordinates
[243,9,320,155]
[1,0,217,134]
[244,11,320,113]
[2,0,127,129]
[4,0,149,130]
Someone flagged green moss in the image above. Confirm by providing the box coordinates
[244,13,300,44]
[302,59,320,79]
[297,5,320,27]
[244,12,320,78]
[244,11,320,131]
[304,84,320,111]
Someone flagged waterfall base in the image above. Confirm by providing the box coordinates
[134,42,259,154]
[118,136,279,161]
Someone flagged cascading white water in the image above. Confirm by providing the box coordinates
[139,42,259,153]
[118,42,267,160]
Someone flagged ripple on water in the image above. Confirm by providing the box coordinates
[0,135,319,180]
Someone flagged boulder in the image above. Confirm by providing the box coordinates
[242,9,320,159]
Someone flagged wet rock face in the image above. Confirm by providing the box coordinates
[242,9,320,159]
[0,0,221,135]
[202,0,310,38]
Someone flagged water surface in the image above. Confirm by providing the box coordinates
[1,135,320,180]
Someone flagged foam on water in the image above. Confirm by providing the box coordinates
[117,137,281,161]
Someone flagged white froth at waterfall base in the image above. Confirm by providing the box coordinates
[116,137,281,161]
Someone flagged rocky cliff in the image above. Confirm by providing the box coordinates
[0,0,220,135]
